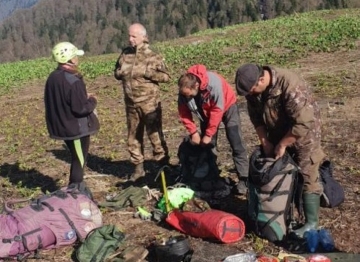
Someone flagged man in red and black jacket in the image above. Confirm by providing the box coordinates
[177,64,249,194]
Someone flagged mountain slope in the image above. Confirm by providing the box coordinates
[0,0,39,21]
[0,0,359,63]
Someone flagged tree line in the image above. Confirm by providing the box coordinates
[0,0,356,63]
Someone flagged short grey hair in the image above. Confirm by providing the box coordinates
[129,23,147,37]
[138,25,147,36]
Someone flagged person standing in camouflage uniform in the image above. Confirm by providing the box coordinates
[235,64,326,238]
[114,23,170,181]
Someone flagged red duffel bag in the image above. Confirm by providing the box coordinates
[166,209,245,243]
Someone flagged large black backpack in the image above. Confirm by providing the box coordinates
[247,146,300,242]
[177,136,220,190]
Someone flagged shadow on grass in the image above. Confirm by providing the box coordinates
[49,148,176,185]
[115,161,180,190]
[49,149,134,180]
[0,162,59,193]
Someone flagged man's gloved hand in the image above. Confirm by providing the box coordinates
[133,207,152,221]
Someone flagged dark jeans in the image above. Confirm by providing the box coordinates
[200,104,249,179]
[64,135,90,184]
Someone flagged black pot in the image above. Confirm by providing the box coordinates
[155,236,190,262]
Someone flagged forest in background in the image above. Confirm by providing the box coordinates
[0,0,359,63]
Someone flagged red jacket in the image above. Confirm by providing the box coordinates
[178,64,237,137]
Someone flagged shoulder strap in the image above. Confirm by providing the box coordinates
[4,198,33,213]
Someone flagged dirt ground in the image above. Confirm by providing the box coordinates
[0,46,360,262]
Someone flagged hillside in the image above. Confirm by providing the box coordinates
[0,0,38,21]
[0,8,360,262]
[0,0,359,63]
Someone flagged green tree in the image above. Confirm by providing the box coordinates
[115,0,120,11]
[244,1,258,21]
[83,40,90,52]
[75,7,84,24]
[121,2,131,15]
[176,20,186,37]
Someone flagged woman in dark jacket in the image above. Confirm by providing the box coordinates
[44,42,100,188]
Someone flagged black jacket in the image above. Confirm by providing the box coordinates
[44,66,100,140]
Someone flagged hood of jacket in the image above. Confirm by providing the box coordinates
[187,64,209,91]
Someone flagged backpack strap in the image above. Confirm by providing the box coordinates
[257,209,285,235]
[3,191,68,213]
[30,199,56,212]
[2,227,43,256]
[260,172,290,202]
[29,189,78,212]
[58,208,84,242]
[4,198,33,213]
[53,189,69,199]
[2,228,42,244]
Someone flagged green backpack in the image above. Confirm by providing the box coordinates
[76,224,125,262]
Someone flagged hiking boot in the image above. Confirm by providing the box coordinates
[154,154,170,167]
[235,179,248,195]
[129,163,146,181]
[68,181,94,200]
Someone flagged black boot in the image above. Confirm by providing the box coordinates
[236,179,248,195]
[293,193,320,238]
[130,163,146,181]
[68,181,94,200]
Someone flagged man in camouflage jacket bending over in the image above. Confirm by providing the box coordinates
[114,23,170,181]
[235,64,326,238]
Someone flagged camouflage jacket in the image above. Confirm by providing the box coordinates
[114,44,170,103]
[246,66,322,149]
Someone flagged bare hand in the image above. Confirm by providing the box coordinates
[201,135,212,146]
[88,93,97,100]
[190,132,201,145]
[274,144,286,160]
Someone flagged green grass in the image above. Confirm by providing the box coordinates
[0,9,359,95]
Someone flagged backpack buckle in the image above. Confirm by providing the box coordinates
[14,235,22,242]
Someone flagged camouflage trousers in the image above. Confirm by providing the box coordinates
[126,99,168,165]
[288,145,325,195]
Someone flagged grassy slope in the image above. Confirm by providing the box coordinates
[0,9,359,94]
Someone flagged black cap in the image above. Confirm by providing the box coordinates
[235,64,261,96]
